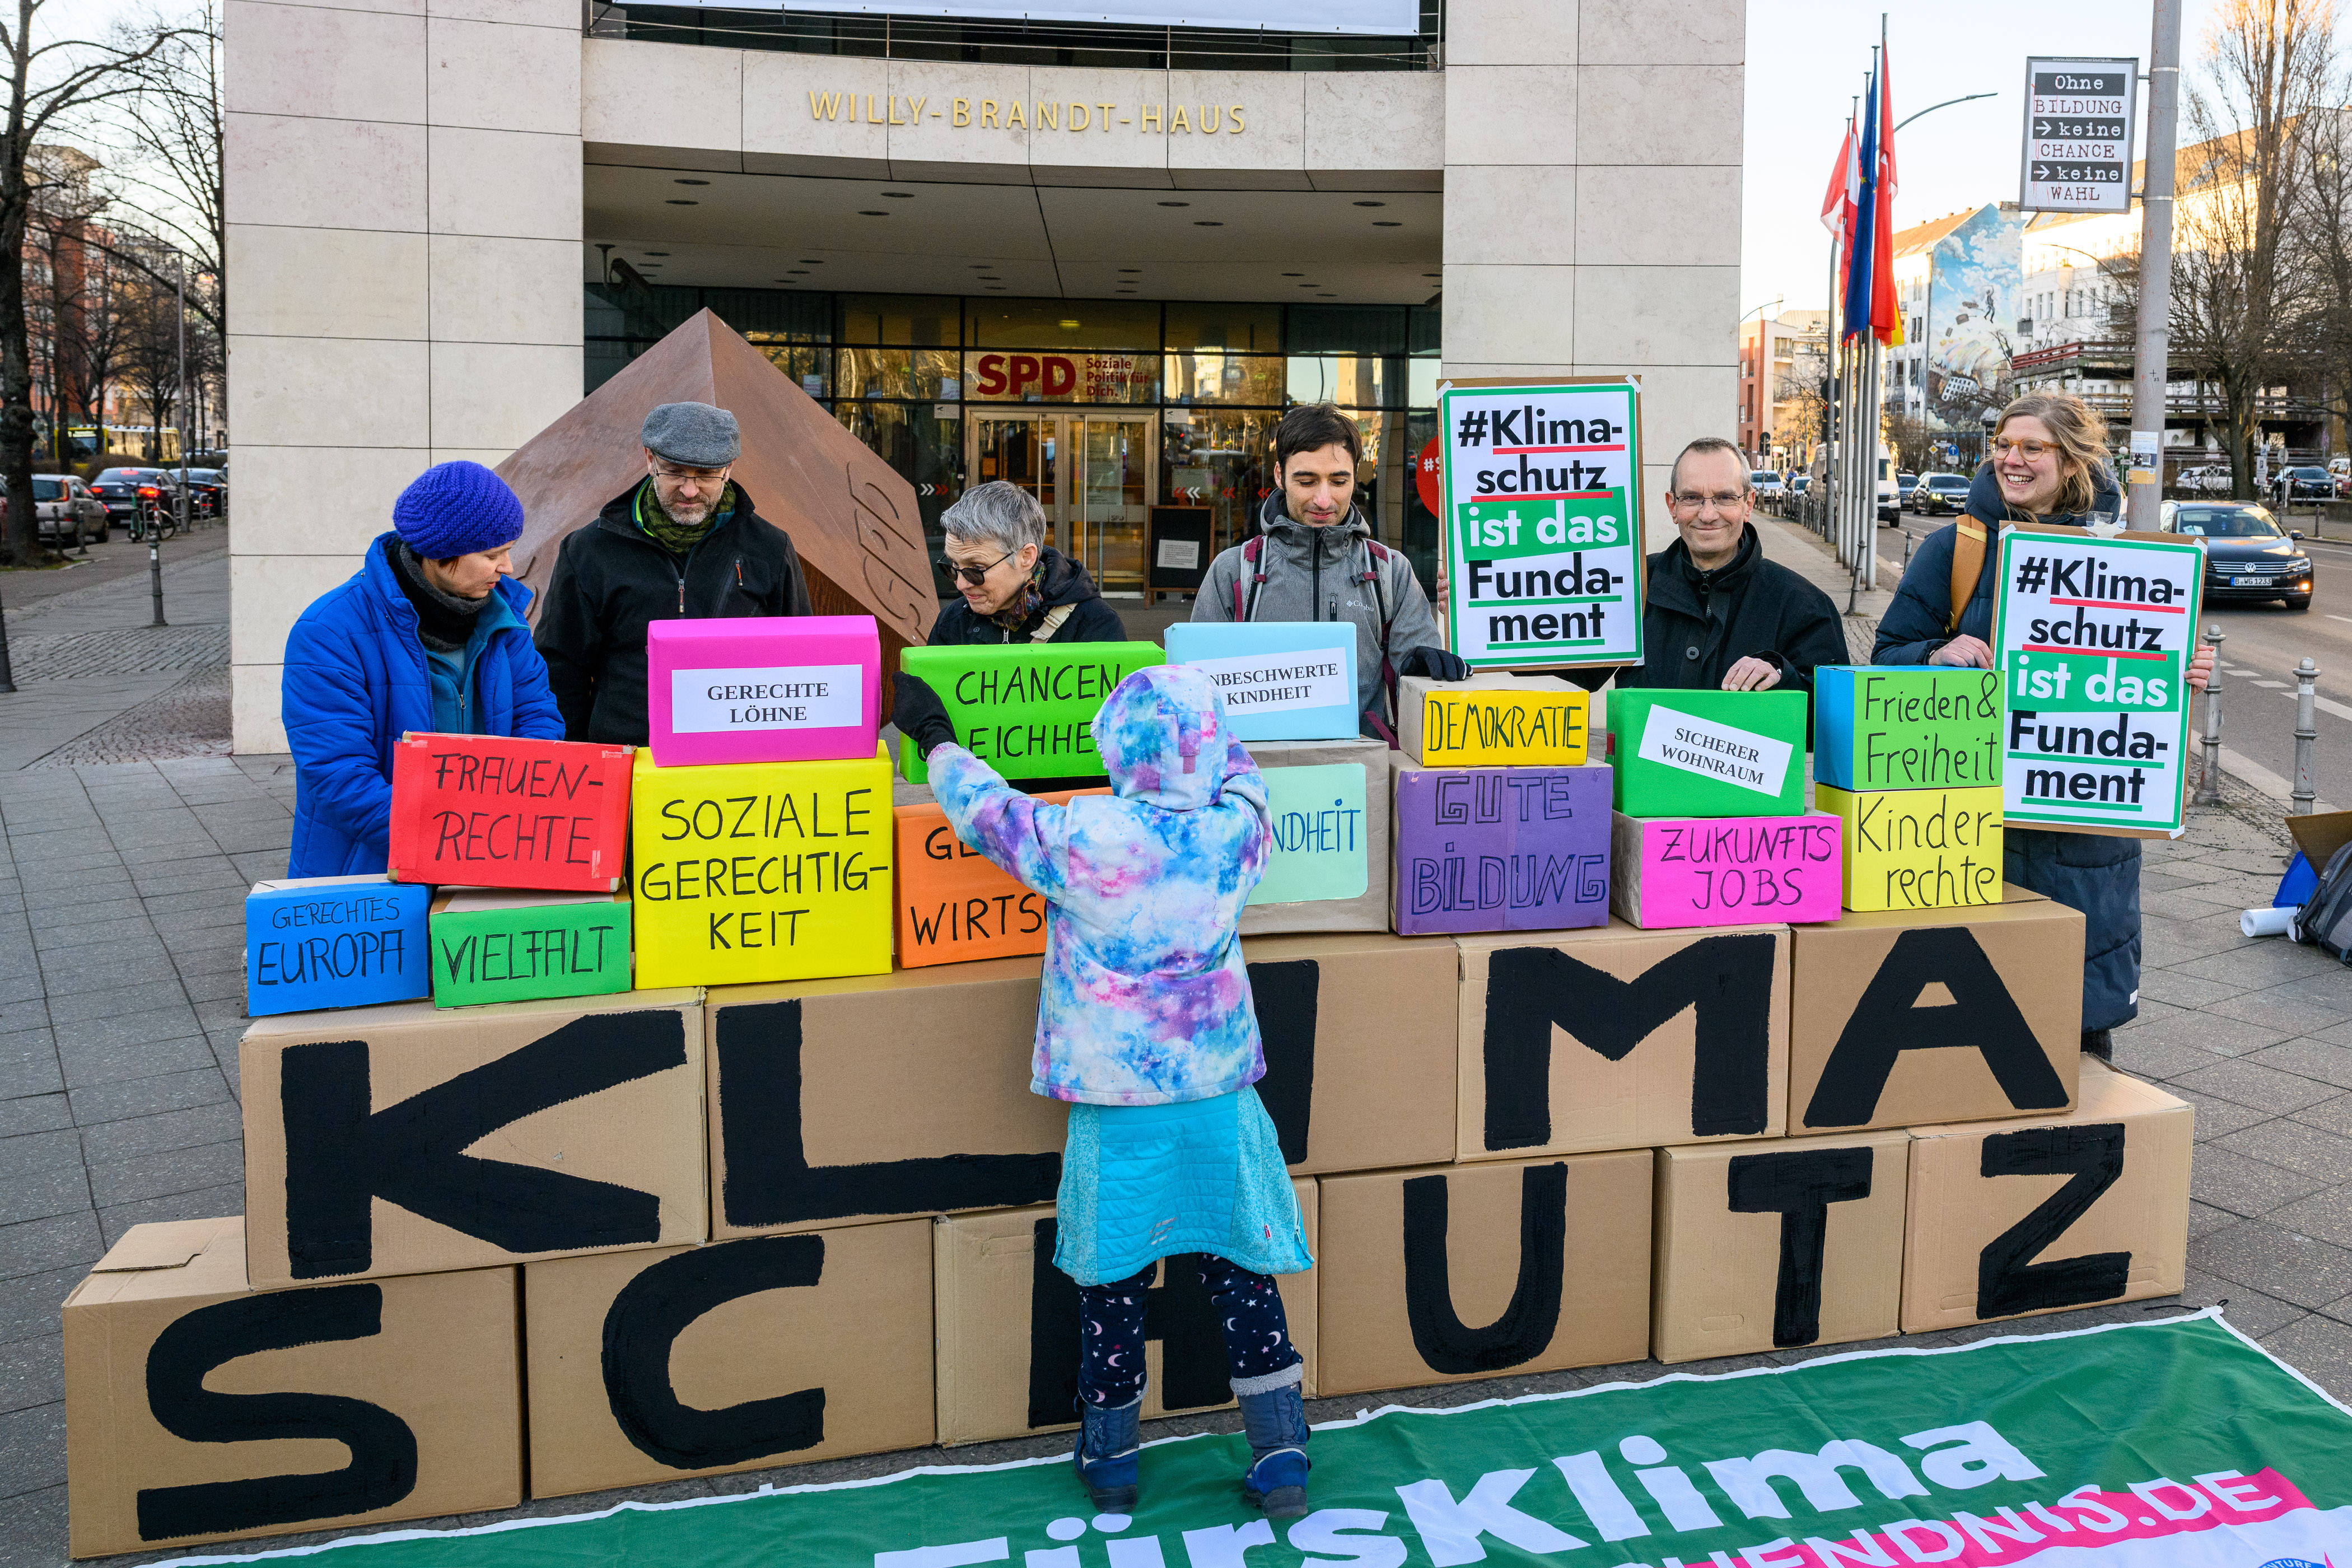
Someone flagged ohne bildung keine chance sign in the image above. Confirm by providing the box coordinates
[1439,380,1645,671]
[1992,527,2203,837]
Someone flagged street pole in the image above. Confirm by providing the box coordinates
[153,251,184,629]
[2127,0,2182,529]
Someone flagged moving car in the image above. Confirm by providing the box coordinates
[1910,473,1972,515]
[35,474,107,546]
[88,467,181,529]
[2159,501,2315,611]
[1877,456,1899,525]
[1897,470,1918,496]
[2278,465,2334,501]
[1751,470,1787,500]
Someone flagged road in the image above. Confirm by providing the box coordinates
[1882,505,2349,808]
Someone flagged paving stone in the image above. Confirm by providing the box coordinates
[2169,1057,2341,1115]
[2293,1093,2352,1137]
[178,968,244,1007]
[48,1006,203,1060]
[2189,1200,2238,1240]
[2110,1009,2294,1060]
[2168,941,2329,988]
[0,1211,102,1283]
[2211,986,2352,1037]
[0,1163,87,1229]
[0,1402,63,1498]
[55,1032,216,1091]
[2213,1119,2352,1183]
[86,1140,240,1209]
[0,1097,67,1141]
[2108,1032,2225,1082]
[0,1335,60,1416]
[2244,1038,2352,1091]
[66,1066,228,1127]
[2259,1313,2352,1401]
[0,1035,60,1103]
[0,1133,80,1183]
[2163,1083,2276,1141]
[43,979,188,1024]
[2195,1217,2352,1309]
[2183,1269,2308,1337]
[2138,969,2249,1009]
[2189,1145,2334,1217]
[2265,1186,2352,1250]
[97,1181,241,1247]
[76,1101,239,1164]
[31,899,148,933]
[0,1268,80,1348]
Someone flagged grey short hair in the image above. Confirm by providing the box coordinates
[1669,436,1753,494]
[940,480,1046,554]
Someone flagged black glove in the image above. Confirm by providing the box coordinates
[1401,645,1472,682]
[892,671,959,757]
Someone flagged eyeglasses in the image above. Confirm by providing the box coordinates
[651,460,730,483]
[939,548,1015,586]
[1669,491,1747,514]
[1992,438,2054,460]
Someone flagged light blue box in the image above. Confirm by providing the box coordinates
[1164,621,1360,741]
[245,875,432,1017]
[1813,665,2003,793]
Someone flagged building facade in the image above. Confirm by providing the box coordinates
[1736,309,1824,470]
[224,0,1743,752]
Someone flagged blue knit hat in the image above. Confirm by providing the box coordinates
[392,461,525,561]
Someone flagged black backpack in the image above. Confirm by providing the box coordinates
[2293,839,2352,963]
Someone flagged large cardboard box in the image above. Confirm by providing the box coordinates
[240,993,706,1288]
[933,1183,1319,1445]
[64,1218,521,1559]
[1164,620,1359,740]
[1243,738,1392,936]
[1788,893,2083,1136]
[893,788,1107,967]
[1607,689,1809,818]
[428,888,631,1007]
[647,613,881,767]
[1813,783,2005,912]
[1610,811,1842,930]
[1455,922,1790,1160]
[1902,1063,2192,1333]
[524,1220,934,1497]
[631,743,894,987]
[898,640,1165,785]
[387,733,632,890]
[1650,1131,1908,1364]
[1812,666,2003,792]
[1397,671,1589,767]
[1390,760,1611,936]
[244,876,431,1017]
[1315,1151,1652,1397]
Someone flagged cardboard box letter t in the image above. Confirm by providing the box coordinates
[430,889,631,1007]
[245,876,430,1016]
[388,734,631,890]
[1399,672,1589,766]
[1164,620,1359,740]
[64,1217,521,1558]
[1609,689,1808,818]
[1815,784,2005,911]
[632,744,893,987]
[647,614,880,767]
[898,641,1164,784]
[1813,666,2002,791]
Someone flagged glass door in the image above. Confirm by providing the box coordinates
[1075,414,1153,597]
[969,410,1068,556]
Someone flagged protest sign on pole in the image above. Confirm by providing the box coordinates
[1438,379,1645,671]
[1991,525,2204,837]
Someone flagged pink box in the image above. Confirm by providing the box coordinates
[1611,810,1844,930]
[646,615,881,766]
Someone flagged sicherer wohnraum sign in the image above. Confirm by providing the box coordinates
[1439,379,1645,670]
[1992,525,2203,837]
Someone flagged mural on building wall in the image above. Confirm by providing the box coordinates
[1924,205,2024,431]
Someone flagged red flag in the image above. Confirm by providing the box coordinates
[1819,118,1860,275]
[1870,53,1902,345]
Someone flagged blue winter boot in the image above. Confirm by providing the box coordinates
[1236,1374,1310,1520]
[1073,1397,1140,1513]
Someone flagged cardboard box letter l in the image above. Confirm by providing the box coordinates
[647,614,880,767]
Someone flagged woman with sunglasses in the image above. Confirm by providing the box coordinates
[928,481,1127,648]
[1874,391,2214,1063]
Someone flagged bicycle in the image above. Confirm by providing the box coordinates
[128,497,178,543]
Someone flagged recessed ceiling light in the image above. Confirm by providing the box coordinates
[675,178,711,186]
[1352,200,1387,208]
[1422,272,1441,278]
[1319,292,1337,297]
[1158,200,1191,208]
[1118,268,1141,274]
[665,199,698,206]
[1282,272,1304,278]
[882,191,914,199]
[978,275,1001,282]
[799,259,822,264]
[858,210,888,216]
[1058,319,1081,328]
[1373,221,1402,227]
[1298,284,1318,289]
[787,270,808,276]
[1193,220,1223,227]
[644,251,670,256]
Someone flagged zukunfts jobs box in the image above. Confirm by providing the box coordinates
[245,875,431,1017]
[1607,689,1809,818]
[429,888,631,1007]
[646,614,881,768]
[1813,666,2003,792]
[897,641,1165,786]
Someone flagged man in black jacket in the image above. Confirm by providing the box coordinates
[535,402,814,745]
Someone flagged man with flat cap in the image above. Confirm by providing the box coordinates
[536,400,814,745]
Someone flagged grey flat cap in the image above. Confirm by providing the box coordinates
[641,402,741,466]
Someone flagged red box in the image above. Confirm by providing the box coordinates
[388,734,633,890]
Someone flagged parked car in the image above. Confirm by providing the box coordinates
[35,474,107,545]
[2159,501,2314,610]
[184,448,228,470]
[1877,457,1899,524]
[1897,471,1919,497]
[1751,470,1788,500]
[1910,472,1972,515]
[88,467,181,529]
[181,468,227,519]
[2278,465,2334,501]
[2173,464,2231,494]
[1791,474,1811,496]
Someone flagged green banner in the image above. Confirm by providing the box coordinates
[168,1313,2352,1567]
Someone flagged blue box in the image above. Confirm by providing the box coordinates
[1164,621,1360,740]
[1812,666,2003,793]
[245,876,432,1016]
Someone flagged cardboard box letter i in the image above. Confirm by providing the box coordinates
[430,889,631,1007]
[1164,620,1359,741]
[388,734,632,890]
[647,614,881,767]
[245,876,431,1016]
[632,744,893,987]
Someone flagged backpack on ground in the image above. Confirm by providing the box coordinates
[2292,839,2352,963]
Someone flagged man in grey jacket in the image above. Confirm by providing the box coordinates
[1191,404,1466,738]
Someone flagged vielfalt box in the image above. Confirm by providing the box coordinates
[429,888,632,1007]
[1813,666,2003,792]
[388,734,632,890]
[1396,671,1589,766]
[1610,810,1843,929]
[898,641,1164,785]
[244,875,431,1016]
[646,614,880,767]
[1607,688,1809,818]
[1163,621,1358,741]
[1390,759,1611,935]
[1813,783,2005,912]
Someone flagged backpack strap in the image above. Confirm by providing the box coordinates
[1235,533,1269,622]
[1029,604,1076,642]
[1948,518,1990,635]
[1356,537,1404,747]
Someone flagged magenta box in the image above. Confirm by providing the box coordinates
[647,615,881,766]
[1611,810,1843,930]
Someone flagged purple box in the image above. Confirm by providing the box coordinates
[1390,759,1612,935]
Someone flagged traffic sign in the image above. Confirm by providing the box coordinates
[2019,57,2139,213]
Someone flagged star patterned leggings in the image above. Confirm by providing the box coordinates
[1077,1253,1300,1408]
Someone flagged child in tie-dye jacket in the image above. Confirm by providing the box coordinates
[892,662,1314,1520]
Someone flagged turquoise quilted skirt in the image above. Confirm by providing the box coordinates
[1052,1085,1313,1287]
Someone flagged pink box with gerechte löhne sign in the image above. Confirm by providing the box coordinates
[646,615,880,766]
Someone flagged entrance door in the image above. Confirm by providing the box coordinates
[967,410,1155,598]
[969,410,1065,554]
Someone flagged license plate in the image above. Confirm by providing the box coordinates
[2230,576,2275,586]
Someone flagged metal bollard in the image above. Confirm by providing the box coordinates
[2294,657,2321,815]
[2197,626,2226,806]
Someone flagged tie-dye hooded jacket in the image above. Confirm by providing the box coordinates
[927,663,1272,1105]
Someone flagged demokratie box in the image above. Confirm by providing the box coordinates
[898,641,1164,786]
[893,788,1107,967]
[244,875,431,1017]
[387,734,632,891]
[1397,671,1589,767]
[647,614,881,768]
[1607,689,1808,818]
[1813,666,2003,792]
[1390,760,1610,936]
[1164,620,1358,741]
[1610,810,1842,930]
[428,888,631,1007]
[1813,783,2005,912]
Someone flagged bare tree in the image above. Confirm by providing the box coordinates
[2288,104,2352,450]
[92,1,219,338]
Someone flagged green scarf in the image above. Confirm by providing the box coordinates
[634,477,737,557]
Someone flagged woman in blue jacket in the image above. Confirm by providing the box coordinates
[282,461,564,878]
[1873,394,2212,1058]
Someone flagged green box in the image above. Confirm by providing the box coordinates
[1607,688,1809,818]
[429,889,632,1008]
[898,641,1165,785]
[1812,666,2003,792]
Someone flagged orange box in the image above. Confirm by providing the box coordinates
[893,790,1107,967]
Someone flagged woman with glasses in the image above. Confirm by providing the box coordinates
[1874,391,2214,1063]
[927,480,1126,647]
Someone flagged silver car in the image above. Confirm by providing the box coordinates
[35,474,107,545]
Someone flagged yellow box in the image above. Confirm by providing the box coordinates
[630,744,894,987]
[1397,673,1589,767]
[1814,783,2005,912]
